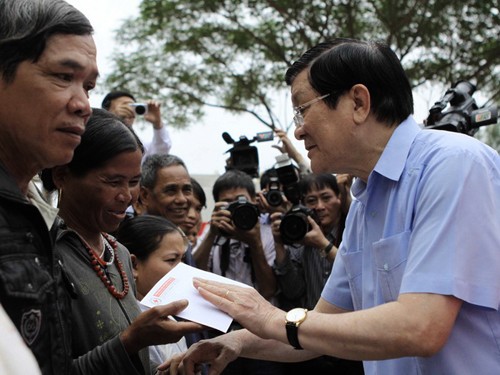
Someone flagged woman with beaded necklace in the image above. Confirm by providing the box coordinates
[41,108,201,374]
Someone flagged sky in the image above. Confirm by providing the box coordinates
[67,0,433,176]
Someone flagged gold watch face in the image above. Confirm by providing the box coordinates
[286,308,307,323]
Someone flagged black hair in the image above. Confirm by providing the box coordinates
[140,154,188,190]
[191,177,206,207]
[101,90,136,110]
[0,0,93,83]
[116,215,184,261]
[41,108,144,191]
[299,173,340,197]
[212,169,255,202]
[285,38,413,125]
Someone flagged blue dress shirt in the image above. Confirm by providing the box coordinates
[322,116,500,374]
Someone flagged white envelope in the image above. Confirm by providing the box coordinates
[140,262,251,332]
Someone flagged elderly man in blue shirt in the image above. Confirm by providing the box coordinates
[160,38,500,375]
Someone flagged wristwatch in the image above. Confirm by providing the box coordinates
[320,241,335,258]
[285,308,308,349]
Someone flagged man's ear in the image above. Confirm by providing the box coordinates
[350,84,371,124]
[139,186,150,207]
[51,166,69,190]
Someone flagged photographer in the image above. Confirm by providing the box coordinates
[192,169,283,375]
[193,170,277,300]
[256,167,292,217]
[102,90,172,158]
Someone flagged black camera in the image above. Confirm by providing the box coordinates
[129,103,148,115]
[263,176,284,207]
[225,195,259,231]
[274,154,318,244]
[425,81,498,136]
[280,204,319,245]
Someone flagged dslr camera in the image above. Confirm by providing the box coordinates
[225,195,259,231]
[129,103,148,115]
[274,154,318,245]
[263,176,284,207]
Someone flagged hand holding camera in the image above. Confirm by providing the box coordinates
[212,196,260,243]
[128,100,163,129]
[209,202,233,236]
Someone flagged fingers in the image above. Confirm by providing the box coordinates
[147,99,161,109]
[192,279,244,304]
[157,353,183,373]
[154,299,189,316]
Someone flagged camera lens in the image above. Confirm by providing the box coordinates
[232,205,259,230]
[280,212,309,244]
[129,103,147,115]
[134,104,147,115]
[266,190,283,207]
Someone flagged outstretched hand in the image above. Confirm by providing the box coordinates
[120,300,204,355]
[191,278,282,340]
[157,333,243,375]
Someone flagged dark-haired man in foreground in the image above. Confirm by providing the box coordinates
[0,0,98,372]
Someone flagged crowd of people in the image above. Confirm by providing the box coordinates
[0,1,499,375]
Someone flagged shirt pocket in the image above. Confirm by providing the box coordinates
[0,233,53,302]
[373,230,410,303]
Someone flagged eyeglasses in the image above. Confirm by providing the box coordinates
[293,93,330,128]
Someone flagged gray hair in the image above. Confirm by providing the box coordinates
[141,154,188,189]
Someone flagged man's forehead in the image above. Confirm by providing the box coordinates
[290,70,313,103]
[158,164,189,177]
[164,181,191,187]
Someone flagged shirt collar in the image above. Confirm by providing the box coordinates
[373,116,421,182]
[27,181,59,230]
[351,116,421,198]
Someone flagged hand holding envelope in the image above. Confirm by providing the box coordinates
[141,262,251,332]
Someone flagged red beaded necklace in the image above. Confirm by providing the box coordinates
[79,232,130,299]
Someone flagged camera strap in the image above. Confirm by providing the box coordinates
[220,239,230,277]
[218,240,255,284]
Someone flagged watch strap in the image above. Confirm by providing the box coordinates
[286,321,303,350]
[320,241,334,258]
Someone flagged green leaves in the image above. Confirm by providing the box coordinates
[105,0,499,143]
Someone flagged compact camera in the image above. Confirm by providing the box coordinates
[129,103,148,115]
[263,176,284,207]
[225,195,259,231]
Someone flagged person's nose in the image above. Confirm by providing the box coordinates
[314,199,326,211]
[294,125,305,140]
[174,191,189,205]
[117,186,133,204]
[68,87,92,121]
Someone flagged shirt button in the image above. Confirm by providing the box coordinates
[383,263,389,271]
